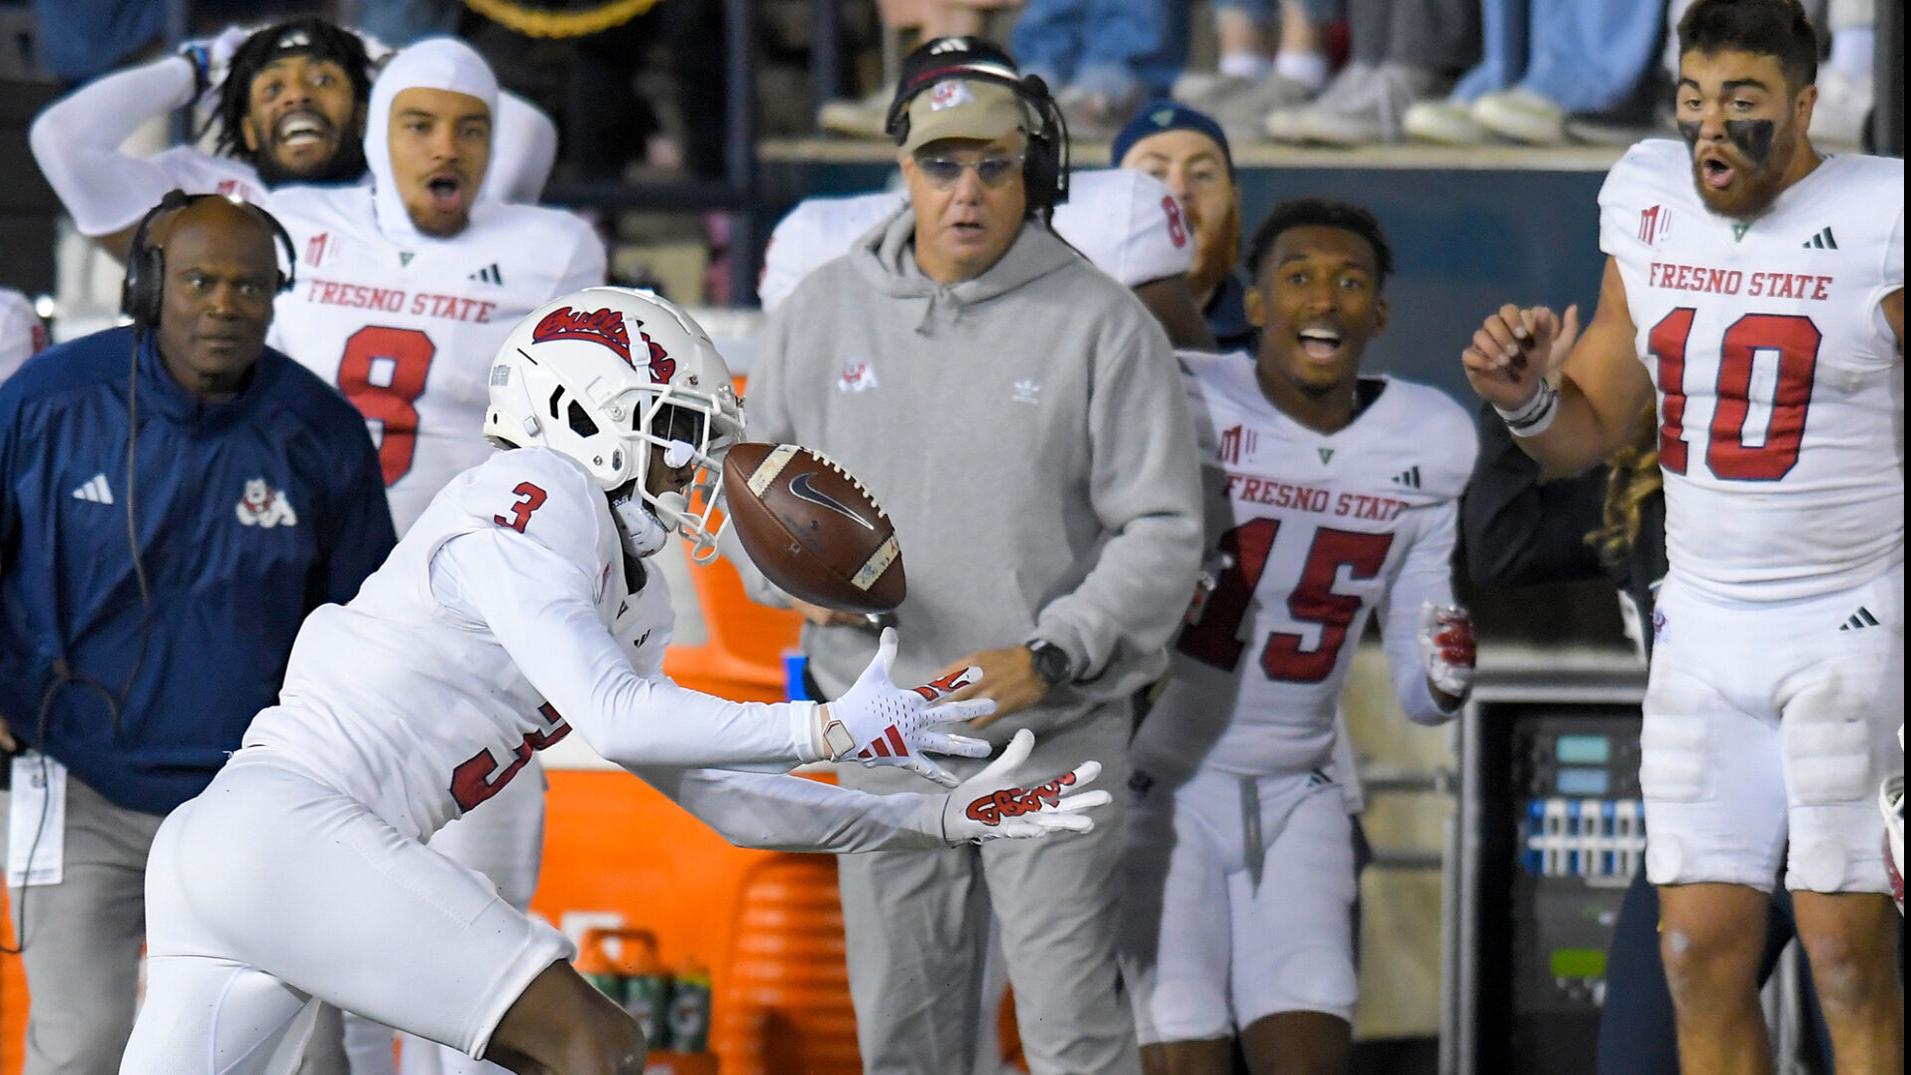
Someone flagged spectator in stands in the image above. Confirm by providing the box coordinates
[1112,102,1255,352]
[1459,312,1835,1075]
[0,289,47,381]
[1264,0,1478,145]
[1011,0,1189,135]
[744,36,1200,1075]
[818,0,1027,138]
[1173,0,1338,143]
[1402,0,1665,147]
[0,193,393,1075]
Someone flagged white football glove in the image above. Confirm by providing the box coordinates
[1420,602,1477,699]
[815,627,993,787]
[936,729,1110,843]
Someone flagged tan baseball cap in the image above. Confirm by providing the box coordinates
[901,79,1027,154]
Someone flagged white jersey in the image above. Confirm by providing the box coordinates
[757,168,1192,311]
[1599,139,1904,603]
[243,447,816,841]
[267,184,605,532]
[1132,352,1475,779]
[0,289,46,382]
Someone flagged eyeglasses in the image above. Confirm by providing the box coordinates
[912,153,1025,190]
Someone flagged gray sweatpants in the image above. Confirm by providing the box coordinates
[1,768,346,1075]
[834,705,1140,1075]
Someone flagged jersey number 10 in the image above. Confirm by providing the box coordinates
[1649,309,1821,481]
[1178,519,1394,683]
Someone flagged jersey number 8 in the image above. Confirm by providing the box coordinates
[337,326,438,485]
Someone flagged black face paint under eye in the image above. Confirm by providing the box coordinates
[1725,119,1776,166]
[1678,120,1701,149]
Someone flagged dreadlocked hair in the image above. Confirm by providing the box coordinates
[210,18,372,164]
[1586,402,1663,564]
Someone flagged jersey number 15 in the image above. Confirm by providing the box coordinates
[1178,519,1394,683]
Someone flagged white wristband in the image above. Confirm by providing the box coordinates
[1495,379,1559,438]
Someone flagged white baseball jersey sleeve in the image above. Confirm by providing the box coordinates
[759,191,905,312]
[242,447,820,841]
[1132,352,1476,779]
[1599,139,1904,603]
[266,185,606,532]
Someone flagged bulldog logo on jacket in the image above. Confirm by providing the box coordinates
[235,479,299,529]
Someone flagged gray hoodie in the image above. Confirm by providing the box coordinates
[747,207,1202,743]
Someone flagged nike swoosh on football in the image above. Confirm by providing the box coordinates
[787,472,875,530]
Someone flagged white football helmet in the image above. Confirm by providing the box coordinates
[1884,726,1903,914]
[484,286,743,562]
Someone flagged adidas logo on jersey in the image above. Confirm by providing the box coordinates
[468,263,504,286]
[71,473,113,504]
[1839,605,1880,631]
[1392,465,1422,489]
[1801,227,1838,250]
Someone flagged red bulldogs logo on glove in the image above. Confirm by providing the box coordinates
[965,772,1079,827]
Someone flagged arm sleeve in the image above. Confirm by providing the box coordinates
[492,91,559,205]
[30,56,200,236]
[432,527,823,770]
[1379,499,1464,726]
[313,430,398,609]
[1032,315,1204,681]
[632,766,946,852]
[1461,400,1608,586]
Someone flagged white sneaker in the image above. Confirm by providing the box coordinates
[818,84,897,139]
[1180,71,1313,142]
[1404,97,1490,145]
[1811,65,1873,147]
[1265,62,1375,143]
[1270,62,1433,146]
[1471,88,1567,145]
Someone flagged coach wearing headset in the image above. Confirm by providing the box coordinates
[745,37,1200,1075]
[0,192,391,1073]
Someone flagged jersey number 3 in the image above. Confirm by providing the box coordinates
[337,326,437,485]
[1178,520,1394,682]
[1650,309,1821,481]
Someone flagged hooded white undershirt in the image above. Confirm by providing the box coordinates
[365,37,501,246]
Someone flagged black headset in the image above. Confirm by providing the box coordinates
[882,38,1071,217]
[120,188,297,331]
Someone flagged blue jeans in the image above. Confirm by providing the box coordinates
[1450,0,1661,109]
[1010,0,1188,100]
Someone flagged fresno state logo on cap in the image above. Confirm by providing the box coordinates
[928,80,973,112]
[532,306,632,364]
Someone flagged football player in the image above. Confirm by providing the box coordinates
[256,38,595,1075]
[29,16,556,260]
[1120,198,1477,1075]
[1459,1,1902,1070]
[118,285,1109,1074]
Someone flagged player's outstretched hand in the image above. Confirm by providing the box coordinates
[816,628,994,787]
[938,730,1110,844]
[1461,304,1566,411]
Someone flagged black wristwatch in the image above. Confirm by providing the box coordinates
[1026,640,1074,688]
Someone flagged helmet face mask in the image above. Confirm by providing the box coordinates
[485,286,743,563]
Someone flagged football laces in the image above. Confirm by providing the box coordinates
[800,446,892,526]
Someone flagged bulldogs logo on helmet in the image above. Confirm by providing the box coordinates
[485,286,742,562]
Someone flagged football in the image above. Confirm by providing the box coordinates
[720,442,906,614]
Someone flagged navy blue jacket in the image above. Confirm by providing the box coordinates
[0,326,395,814]
[1206,272,1256,355]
